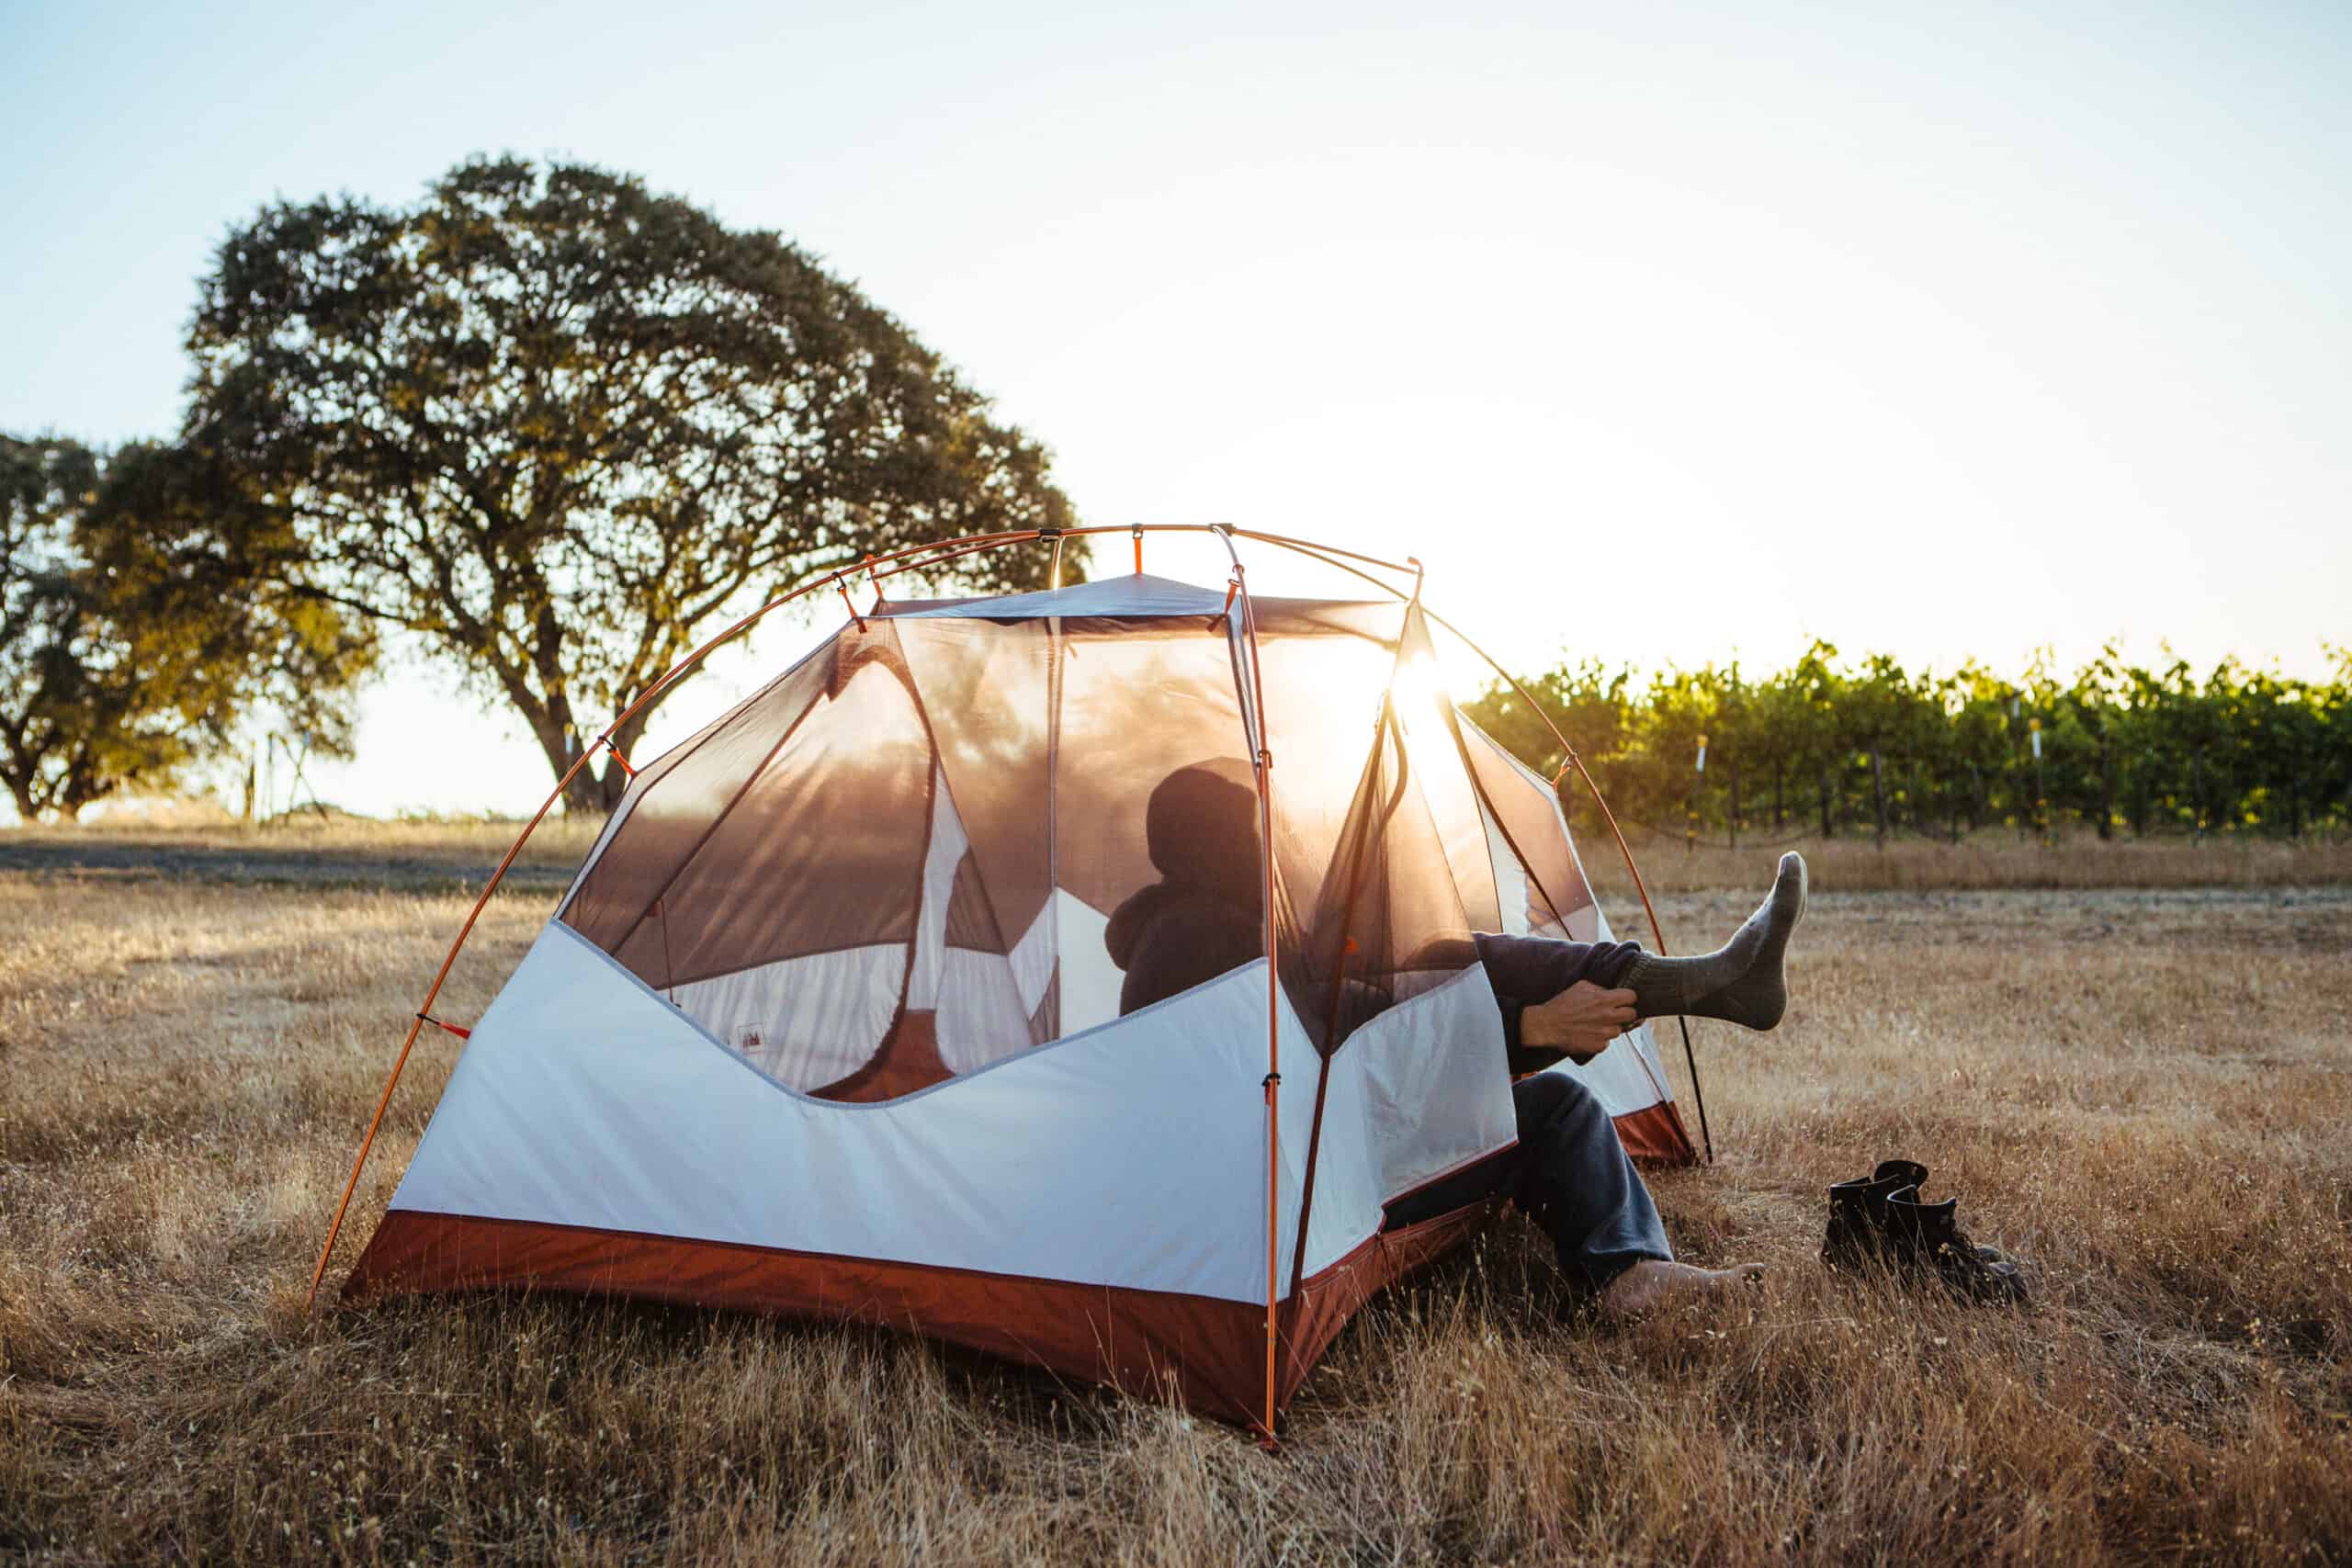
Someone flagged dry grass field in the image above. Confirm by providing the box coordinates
[2,827,2348,1563]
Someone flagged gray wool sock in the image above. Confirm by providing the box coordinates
[1622,934,1756,1019]
[1623,852,1808,1031]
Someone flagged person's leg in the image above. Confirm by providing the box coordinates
[1374,1051,1642,1233]
[1617,851,1807,1028]
[1506,1073,1672,1288]
[1474,852,1807,1033]
[1510,1072,1765,1315]
[1471,934,1646,1017]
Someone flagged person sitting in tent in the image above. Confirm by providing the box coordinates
[1106,761,1803,1318]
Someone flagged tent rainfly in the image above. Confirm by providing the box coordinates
[322,531,1700,1438]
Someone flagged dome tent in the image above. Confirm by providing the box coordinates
[319,530,1700,1437]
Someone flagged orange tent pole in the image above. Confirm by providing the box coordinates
[1207,525,1283,1447]
[1208,526,1422,577]
[1054,523,1420,579]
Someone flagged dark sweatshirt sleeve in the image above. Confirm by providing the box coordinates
[1115,900,1266,1016]
[1471,932,1645,1055]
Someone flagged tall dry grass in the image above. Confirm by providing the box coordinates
[1,859,2347,1562]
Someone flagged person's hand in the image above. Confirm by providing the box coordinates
[1519,981,1637,1065]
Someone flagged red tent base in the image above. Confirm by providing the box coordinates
[345,1201,1502,1430]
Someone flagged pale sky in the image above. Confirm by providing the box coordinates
[4,0,2346,818]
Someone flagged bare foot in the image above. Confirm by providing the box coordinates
[1598,1258,1766,1320]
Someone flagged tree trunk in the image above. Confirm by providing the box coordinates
[2013,740,2026,842]
[240,755,256,826]
[562,757,617,817]
[1966,764,1983,835]
[1870,747,1889,850]
[528,719,604,818]
[1772,765,1785,832]
[1727,756,1740,850]
[2191,748,2207,843]
[520,704,631,818]
[2281,739,2304,840]
[2098,736,2115,841]
[1818,766,1835,840]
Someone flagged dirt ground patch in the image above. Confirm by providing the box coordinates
[2,849,2347,1563]
[0,824,596,894]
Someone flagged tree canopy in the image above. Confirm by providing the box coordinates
[186,155,1074,812]
[0,434,371,820]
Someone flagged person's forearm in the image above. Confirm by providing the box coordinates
[1472,932,1645,1051]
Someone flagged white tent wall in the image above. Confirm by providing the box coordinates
[1046,891,1122,1035]
[391,926,1328,1305]
[1292,962,1520,1281]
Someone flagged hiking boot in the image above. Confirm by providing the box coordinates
[1826,1160,2011,1271]
[1883,1185,2030,1305]
[1822,1158,1927,1270]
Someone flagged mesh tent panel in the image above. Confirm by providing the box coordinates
[1457,716,1596,935]
[1049,615,1256,921]
[560,647,836,952]
[1294,698,1487,1047]
[607,628,936,987]
[1387,609,1504,939]
[559,609,1268,1091]
[1247,599,1408,966]
[551,590,1555,1096]
[896,617,1055,953]
[558,649,832,914]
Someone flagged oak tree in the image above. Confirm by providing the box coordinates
[185,156,1074,813]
